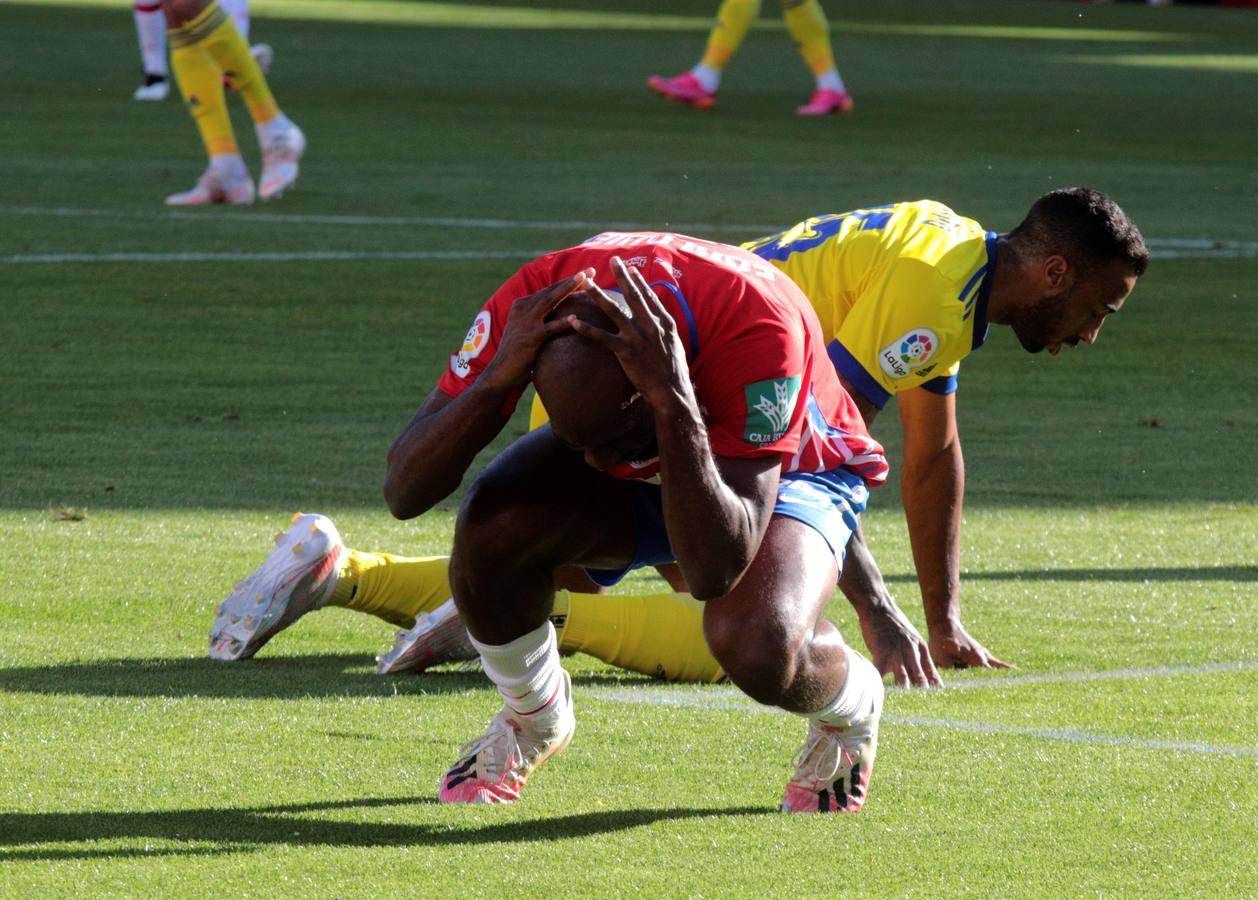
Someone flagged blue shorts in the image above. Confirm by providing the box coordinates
[584,468,869,588]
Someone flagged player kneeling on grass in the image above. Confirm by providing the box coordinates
[210,189,1149,692]
[381,235,888,813]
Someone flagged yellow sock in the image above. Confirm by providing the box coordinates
[327,550,451,628]
[188,1,280,124]
[528,390,550,431]
[169,29,236,157]
[700,0,762,70]
[555,590,725,684]
[781,0,836,77]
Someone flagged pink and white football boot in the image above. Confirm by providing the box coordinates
[165,164,255,206]
[439,670,575,805]
[646,71,717,110]
[375,597,478,675]
[796,88,854,117]
[781,684,882,813]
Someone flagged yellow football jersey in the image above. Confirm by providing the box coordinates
[741,200,997,408]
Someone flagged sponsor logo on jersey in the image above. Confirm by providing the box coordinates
[743,375,801,445]
[450,310,491,379]
[878,328,938,379]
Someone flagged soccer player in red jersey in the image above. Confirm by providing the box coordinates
[383,233,889,812]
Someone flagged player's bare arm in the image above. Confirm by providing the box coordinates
[571,257,778,599]
[841,527,942,688]
[383,270,592,518]
[898,387,1011,670]
[830,371,940,686]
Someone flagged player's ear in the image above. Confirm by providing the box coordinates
[1043,254,1071,293]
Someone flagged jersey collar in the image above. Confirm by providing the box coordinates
[970,231,998,351]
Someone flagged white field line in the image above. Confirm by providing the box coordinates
[2,250,545,264]
[586,660,1258,758]
[2,206,1255,261]
[1,205,765,234]
[924,659,1258,690]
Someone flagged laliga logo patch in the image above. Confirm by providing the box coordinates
[451,310,491,379]
[878,328,939,380]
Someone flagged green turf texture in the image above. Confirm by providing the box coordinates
[1,0,1256,895]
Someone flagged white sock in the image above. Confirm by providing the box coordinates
[816,69,845,94]
[809,644,883,728]
[132,3,167,77]
[690,64,721,94]
[210,153,248,179]
[471,621,566,723]
[219,0,251,39]
[255,114,293,147]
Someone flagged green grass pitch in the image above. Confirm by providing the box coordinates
[1,0,1256,895]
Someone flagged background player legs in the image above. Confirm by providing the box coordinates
[781,0,853,115]
[162,0,303,204]
[647,0,760,109]
[134,0,269,100]
[133,1,170,99]
[648,0,852,115]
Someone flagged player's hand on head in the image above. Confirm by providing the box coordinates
[858,600,943,689]
[482,269,593,390]
[928,621,1014,671]
[569,256,691,409]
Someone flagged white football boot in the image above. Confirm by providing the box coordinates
[257,120,305,200]
[208,513,345,660]
[375,598,478,675]
[133,73,170,101]
[165,165,255,206]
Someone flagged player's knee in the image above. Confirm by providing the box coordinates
[704,610,799,705]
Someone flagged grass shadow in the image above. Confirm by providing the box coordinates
[0,796,774,861]
[0,655,656,700]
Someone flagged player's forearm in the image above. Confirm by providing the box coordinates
[654,390,760,601]
[901,440,965,630]
[383,382,515,518]
[837,524,896,616]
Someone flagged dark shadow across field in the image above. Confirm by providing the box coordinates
[0,655,660,700]
[0,798,773,860]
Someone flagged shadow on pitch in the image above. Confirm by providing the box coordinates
[881,565,1257,585]
[0,655,647,700]
[0,796,773,861]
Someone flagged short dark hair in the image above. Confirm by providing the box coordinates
[1008,188,1149,277]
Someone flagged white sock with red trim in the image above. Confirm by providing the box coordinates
[809,644,883,728]
[471,621,566,726]
[132,2,167,76]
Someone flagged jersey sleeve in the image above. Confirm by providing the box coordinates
[830,260,955,408]
[920,360,960,395]
[434,267,541,401]
[695,318,807,463]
